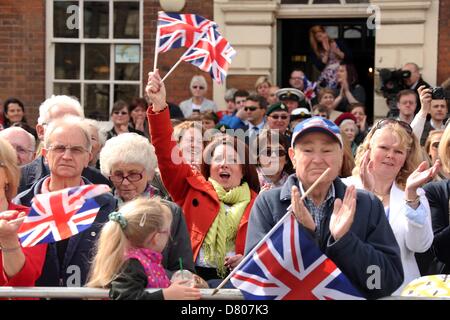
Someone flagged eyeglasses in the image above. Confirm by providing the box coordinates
[260,147,287,158]
[375,118,413,136]
[113,111,128,115]
[192,86,205,90]
[110,171,144,184]
[244,106,260,112]
[270,115,289,120]
[47,144,89,155]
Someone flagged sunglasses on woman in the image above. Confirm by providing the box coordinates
[113,111,128,116]
[192,86,205,90]
[375,118,413,136]
[260,147,287,158]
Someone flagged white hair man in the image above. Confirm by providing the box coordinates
[19,95,112,193]
[0,127,36,165]
[12,115,116,287]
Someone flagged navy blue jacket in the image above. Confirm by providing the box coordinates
[245,174,404,299]
[13,176,117,287]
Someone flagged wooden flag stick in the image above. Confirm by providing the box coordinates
[211,168,331,296]
[153,12,161,71]
[161,26,212,83]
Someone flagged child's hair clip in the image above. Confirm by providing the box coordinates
[139,213,146,227]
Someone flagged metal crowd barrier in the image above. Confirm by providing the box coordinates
[1,287,449,300]
[0,287,243,300]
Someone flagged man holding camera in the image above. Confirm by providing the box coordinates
[411,85,448,145]
[402,63,431,113]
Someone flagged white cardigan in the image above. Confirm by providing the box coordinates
[342,176,434,295]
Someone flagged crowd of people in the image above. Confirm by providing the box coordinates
[0,24,450,300]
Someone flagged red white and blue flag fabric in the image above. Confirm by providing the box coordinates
[181,26,236,84]
[17,184,111,247]
[230,214,365,300]
[156,11,216,53]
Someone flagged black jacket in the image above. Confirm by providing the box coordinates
[422,180,450,273]
[245,174,404,299]
[19,156,112,194]
[109,259,165,300]
[13,176,117,287]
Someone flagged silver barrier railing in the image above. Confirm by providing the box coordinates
[0,287,243,300]
[1,287,449,300]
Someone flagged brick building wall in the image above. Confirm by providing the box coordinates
[0,0,45,125]
[143,0,214,106]
[437,0,450,85]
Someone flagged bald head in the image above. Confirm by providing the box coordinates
[0,127,36,165]
[402,62,421,87]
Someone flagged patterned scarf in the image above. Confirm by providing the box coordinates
[203,178,251,278]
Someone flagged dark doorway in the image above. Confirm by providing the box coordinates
[277,18,375,123]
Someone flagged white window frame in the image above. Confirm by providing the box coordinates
[45,0,144,116]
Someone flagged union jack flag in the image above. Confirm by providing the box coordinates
[180,26,236,84]
[17,184,111,247]
[230,214,365,300]
[157,11,216,54]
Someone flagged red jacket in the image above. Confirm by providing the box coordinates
[0,203,47,287]
[148,108,257,261]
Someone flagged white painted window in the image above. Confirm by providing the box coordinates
[46,0,143,120]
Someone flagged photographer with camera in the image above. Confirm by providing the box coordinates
[381,63,430,118]
[402,63,431,113]
[411,86,448,146]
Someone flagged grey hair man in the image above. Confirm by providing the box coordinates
[19,95,111,193]
[0,127,36,165]
[13,115,116,287]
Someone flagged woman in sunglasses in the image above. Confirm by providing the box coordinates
[107,100,145,140]
[342,118,440,295]
[254,129,293,192]
[179,75,217,119]
[99,132,196,279]
[146,70,260,282]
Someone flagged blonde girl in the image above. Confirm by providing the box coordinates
[87,197,201,300]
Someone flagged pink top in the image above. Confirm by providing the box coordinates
[125,248,170,288]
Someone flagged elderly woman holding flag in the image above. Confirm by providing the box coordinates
[0,137,47,287]
[9,116,116,287]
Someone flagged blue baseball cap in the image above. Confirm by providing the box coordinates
[291,116,343,148]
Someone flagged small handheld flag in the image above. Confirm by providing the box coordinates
[17,184,111,247]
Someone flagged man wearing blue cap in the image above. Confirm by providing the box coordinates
[245,116,404,299]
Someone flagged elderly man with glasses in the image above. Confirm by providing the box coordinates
[12,115,116,287]
[19,95,112,193]
[0,127,36,166]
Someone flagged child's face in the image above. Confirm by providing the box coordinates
[144,210,172,252]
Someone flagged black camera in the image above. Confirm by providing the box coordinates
[431,87,445,100]
[378,68,411,113]
[378,68,411,96]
